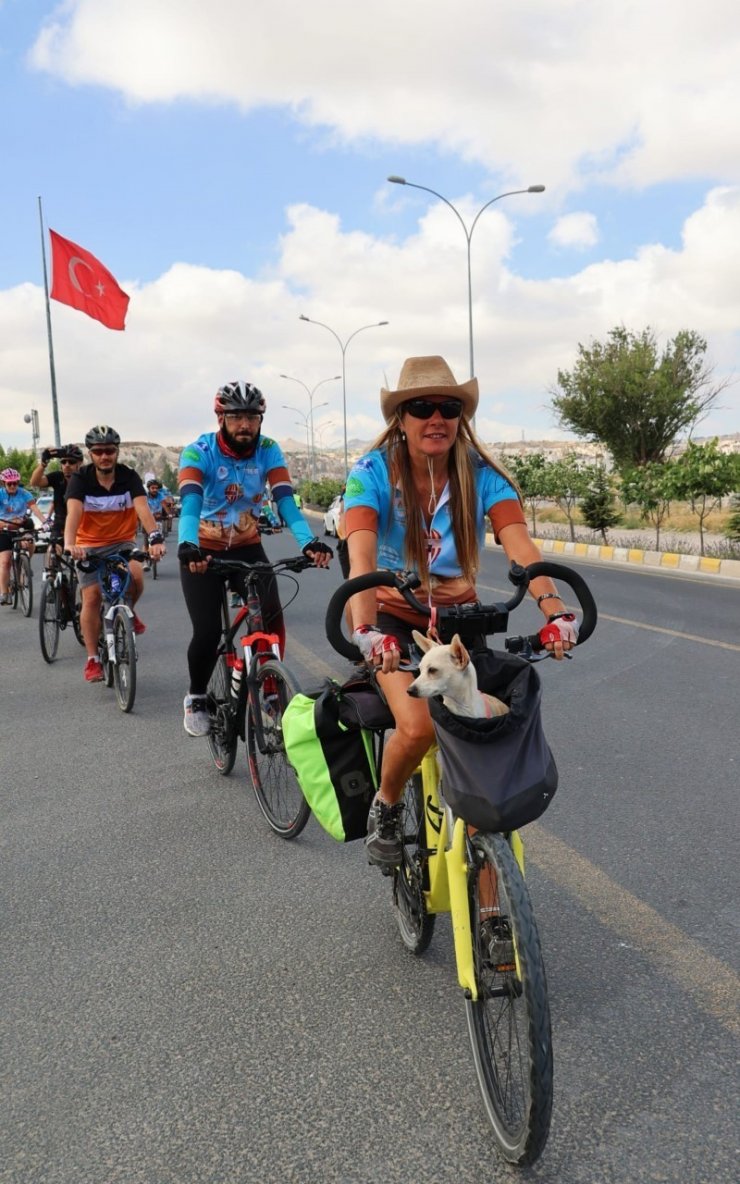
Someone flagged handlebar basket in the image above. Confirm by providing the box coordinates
[428,650,558,833]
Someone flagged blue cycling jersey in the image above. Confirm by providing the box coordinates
[0,487,34,523]
[178,431,313,550]
[344,447,519,578]
[146,490,169,514]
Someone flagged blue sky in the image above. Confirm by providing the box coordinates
[1,0,739,452]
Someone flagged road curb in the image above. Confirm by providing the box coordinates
[485,533,740,582]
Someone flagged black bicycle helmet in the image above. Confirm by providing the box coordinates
[85,424,121,448]
[60,445,84,462]
[214,381,266,415]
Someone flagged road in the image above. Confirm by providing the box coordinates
[2,540,739,1184]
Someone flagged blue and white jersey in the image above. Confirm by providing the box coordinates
[178,432,294,550]
[344,447,520,578]
[146,489,169,515]
[0,486,34,524]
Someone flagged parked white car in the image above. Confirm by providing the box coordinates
[323,494,343,537]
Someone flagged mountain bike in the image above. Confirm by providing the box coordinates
[76,548,148,713]
[7,528,34,616]
[325,561,597,1166]
[204,553,314,838]
[38,547,84,662]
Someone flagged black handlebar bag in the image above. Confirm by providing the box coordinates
[428,650,558,832]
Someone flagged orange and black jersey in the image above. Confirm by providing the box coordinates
[66,463,146,548]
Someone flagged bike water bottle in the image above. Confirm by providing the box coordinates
[109,571,122,598]
[231,657,244,696]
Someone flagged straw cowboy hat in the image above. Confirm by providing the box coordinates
[380,356,479,423]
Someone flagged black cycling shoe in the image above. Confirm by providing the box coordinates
[365,796,403,872]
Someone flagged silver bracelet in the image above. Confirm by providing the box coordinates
[536,592,562,607]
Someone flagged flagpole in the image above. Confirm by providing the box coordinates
[37,196,61,447]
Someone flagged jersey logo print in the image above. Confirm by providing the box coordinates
[425,527,442,565]
[224,482,242,505]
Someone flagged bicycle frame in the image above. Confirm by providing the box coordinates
[413,746,526,1002]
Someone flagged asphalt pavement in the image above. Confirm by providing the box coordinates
[2,542,739,1184]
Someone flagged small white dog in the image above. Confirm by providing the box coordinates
[407,631,509,719]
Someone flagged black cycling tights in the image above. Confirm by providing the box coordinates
[180,541,285,694]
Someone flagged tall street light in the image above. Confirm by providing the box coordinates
[280,373,340,483]
[299,315,389,478]
[387,176,545,379]
[282,402,329,482]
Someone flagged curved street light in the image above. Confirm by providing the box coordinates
[283,401,329,482]
[299,315,389,477]
[387,176,545,379]
[280,373,340,482]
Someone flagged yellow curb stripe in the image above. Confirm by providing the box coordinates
[661,552,680,567]
[526,826,740,1036]
[552,539,565,552]
[574,542,588,555]
[628,548,644,563]
[699,557,722,573]
[599,545,614,559]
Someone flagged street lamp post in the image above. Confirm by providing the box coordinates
[387,176,545,379]
[282,402,329,482]
[299,315,389,478]
[280,373,340,483]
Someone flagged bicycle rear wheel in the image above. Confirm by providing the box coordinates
[465,831,553,1166]
[393,771,436,954]
[246,658,310,839]
[113,610,137,712]
[18,554,33,616]
[206,654,237,775]
[39,581,61,662]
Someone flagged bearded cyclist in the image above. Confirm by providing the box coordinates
[177,380,332,737]
[29,444,84,558]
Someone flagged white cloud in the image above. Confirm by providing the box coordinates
[28,0,740,194]
[548,212,599,250]
[2,187,738,453]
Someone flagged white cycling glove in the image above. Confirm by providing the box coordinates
[352,624,402,667]
[538,612,579,650]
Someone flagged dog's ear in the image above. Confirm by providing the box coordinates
[450,634,470,669]
[412,629,435,654]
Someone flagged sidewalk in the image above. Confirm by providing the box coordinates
[485,533,740,582]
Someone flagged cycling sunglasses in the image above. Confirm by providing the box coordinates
[89,446,117,456]
[401,397,463,420]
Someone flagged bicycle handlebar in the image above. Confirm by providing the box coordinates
[325,561,598,662]
[74,548,148,573]
[206,554,314,577]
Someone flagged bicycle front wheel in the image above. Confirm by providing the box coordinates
[39,581,61,663]
[70,573,84,645]
[465,831,553,1166]
[246,658,310,839]
[18,554,33,616]
[206,654,237,775]
[112,611,137,712]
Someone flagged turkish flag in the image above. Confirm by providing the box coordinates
[49,230,130,330]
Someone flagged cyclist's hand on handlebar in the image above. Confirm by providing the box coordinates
[177,541,210,574]
[538,612,579,660]
[353,624,403,674]
[67,544,88,561]
[302,537,333,568]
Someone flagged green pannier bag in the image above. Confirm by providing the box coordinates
[283,675,394,842]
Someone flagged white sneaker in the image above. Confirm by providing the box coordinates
[183,694,210,737]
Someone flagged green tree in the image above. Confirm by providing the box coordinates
[550,326,726,470]
[580,465,621,543]
[299,478,344,509]
[667,440,740,555]
[546,454,590,541]
[507,452,549,534]
[161,460,178,491]
[620,461,674,549]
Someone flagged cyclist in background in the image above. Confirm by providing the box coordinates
[64,425,165,682]
[29,444,84,557]
[141,478,173,570]
[0,468,44,604]
[177,380,332,737]
[343,356,578,869]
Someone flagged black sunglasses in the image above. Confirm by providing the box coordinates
[402,397,463,421]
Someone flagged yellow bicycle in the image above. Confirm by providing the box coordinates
[325,562,597,1166]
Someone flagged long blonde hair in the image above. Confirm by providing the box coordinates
[367,415,522,586]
